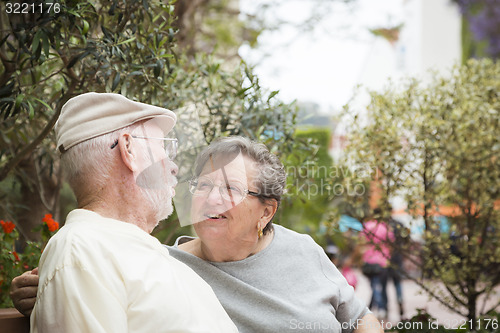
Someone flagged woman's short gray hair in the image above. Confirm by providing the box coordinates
[194,136,286,234]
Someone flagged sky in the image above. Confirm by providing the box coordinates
[239,0,405,113]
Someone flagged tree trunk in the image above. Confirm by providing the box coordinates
[16,155,61,244]
[467,283,478,331]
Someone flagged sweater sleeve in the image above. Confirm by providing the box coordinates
[316,242,369,333]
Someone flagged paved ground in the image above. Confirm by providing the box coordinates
[352,269,468,329]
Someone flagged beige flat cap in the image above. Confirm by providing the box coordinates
[56,93,176,153]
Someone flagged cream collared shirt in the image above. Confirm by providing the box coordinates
[31,209,237,333]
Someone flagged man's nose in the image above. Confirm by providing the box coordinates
[170,161,178,176]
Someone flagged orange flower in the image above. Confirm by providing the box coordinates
[42,214,60,232]
[48,220,59,232]
[0,220,16,234]
[12,251,20,262]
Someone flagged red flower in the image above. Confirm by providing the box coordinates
[42,214,59,232]
[0,220,16,234]
[12,251,20,262]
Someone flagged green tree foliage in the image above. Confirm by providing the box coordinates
[0,0,180,240]
[278,127,333,246]
[0,0,309,244]
[341,59,500,325]
[173,0,256,60]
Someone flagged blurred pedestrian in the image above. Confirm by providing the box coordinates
[386,218,408,319]
[360,212,394,319]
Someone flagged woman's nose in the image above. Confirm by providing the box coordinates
[206,185,224,205]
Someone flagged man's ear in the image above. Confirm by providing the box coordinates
[118,134,138,172]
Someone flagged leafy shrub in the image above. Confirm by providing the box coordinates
[0,215,59,308]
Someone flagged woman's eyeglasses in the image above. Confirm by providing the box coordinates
[188,177,260,205]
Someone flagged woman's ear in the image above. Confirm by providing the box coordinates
[260,199,278,224]
[118,134,138,172]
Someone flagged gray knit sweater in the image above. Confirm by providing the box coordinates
[167,224,368,333]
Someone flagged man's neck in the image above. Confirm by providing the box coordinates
[79,189,154,233]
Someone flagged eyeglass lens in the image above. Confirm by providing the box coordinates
[165,140,177,159]
[190,178,247,203]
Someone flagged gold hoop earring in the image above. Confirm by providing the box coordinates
[258,227,263,239]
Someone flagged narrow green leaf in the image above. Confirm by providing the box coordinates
[27,100,35,119]
[82,20,90,35]
[33,98,53,111]
[121,83,127,96]
[32,30,43,55]
[19,130,28,143]
[112,72,120,91]
[42,32,50,58]
[101,26,113,41]
[116,37,136,46]
[158,53,174,59]
[14,94,24,110]
[267,90,279,101]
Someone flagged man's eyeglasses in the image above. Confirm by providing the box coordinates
[188,177,260,205]
[110,136,178,160]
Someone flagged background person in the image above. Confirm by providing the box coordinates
[359,213,395,320]
[29,92,237,332]
[386,218,407,319]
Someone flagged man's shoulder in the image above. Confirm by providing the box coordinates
[41,213,147,268]
[40,221,110,267]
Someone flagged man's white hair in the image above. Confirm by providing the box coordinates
[61,125,134,196]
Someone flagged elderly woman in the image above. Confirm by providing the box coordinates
[170,136,381,333]
[11,136,382,333]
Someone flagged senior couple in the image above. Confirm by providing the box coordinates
[11,93,383,332]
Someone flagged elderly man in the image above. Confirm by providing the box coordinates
[26,93,237,333]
